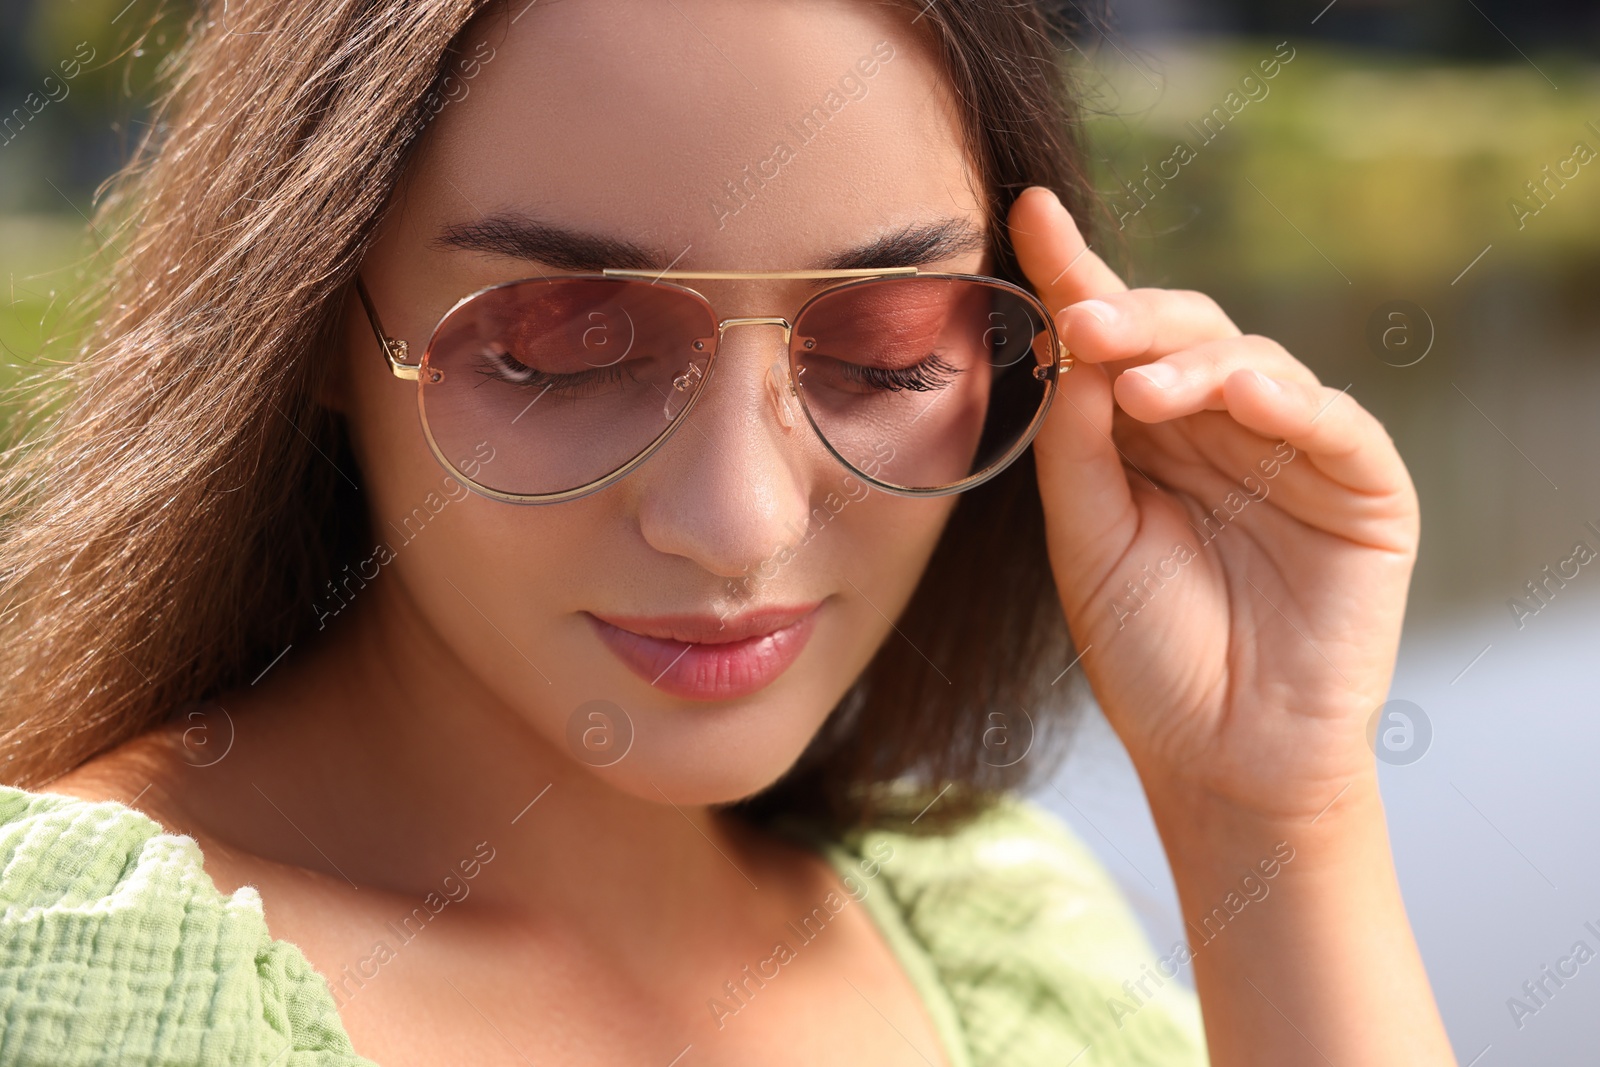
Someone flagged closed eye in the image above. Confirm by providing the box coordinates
[802,352,964,394]
[473,349,624,398]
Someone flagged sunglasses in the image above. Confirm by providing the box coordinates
[354,267,1072,504]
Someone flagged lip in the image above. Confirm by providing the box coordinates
[585,602,822,701]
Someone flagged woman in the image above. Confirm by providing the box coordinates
[0,0,1456,1064]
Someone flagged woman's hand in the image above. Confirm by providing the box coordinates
[1008,185,1419,823]
[1008,186,1455,1067]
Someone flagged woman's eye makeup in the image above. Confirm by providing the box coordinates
[806,351,965,394]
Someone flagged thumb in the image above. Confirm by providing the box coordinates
[1009,187,1138,618]
[1009,185,1128,308]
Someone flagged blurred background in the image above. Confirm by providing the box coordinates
[2,0,1597,1062]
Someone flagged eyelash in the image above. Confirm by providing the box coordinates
[828,352,964,393]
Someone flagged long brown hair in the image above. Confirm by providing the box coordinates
[0,0,1109,834]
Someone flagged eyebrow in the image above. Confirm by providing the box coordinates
[432,213,991,279]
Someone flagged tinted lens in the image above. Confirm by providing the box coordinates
[419,278,716,498]
[791,276,1055,490]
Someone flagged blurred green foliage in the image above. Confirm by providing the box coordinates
[0,220,88,355]
[1080,41,1600,287]
[24,0,190,123]
[0,0,190,414]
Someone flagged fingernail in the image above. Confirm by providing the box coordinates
[1130,363,1178,389]
[1253,369,1282,393]
[1031,185,1071,223]
[1076,299,1118,326]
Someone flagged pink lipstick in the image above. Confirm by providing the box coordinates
[585,602,821,701]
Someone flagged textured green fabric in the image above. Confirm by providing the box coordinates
[811,794,1211,1067]
[0,783,1208,1066]
[0,784,374,1067]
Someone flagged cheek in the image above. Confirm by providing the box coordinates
[809,490,955,664]
[849,493,954,588]
[375,484,620,754]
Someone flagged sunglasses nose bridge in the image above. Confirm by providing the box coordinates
[716,316,793,342]
[706,317,803,430]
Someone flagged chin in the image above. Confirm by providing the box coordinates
[575,696,833,808]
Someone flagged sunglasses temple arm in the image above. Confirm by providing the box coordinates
[353,274,420,380]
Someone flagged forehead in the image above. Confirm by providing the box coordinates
[403,0,985,267]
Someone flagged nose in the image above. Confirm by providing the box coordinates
[633,322,824,580]
[716,316,805,428]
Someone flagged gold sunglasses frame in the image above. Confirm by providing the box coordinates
[354,267,1073,505]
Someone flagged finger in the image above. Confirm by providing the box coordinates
[1056,288,1243,367]
[1032,358,1143,618]
[1112,335,1323,424]
[1116,410,1403,544]
[1008,186,1128,312]
[1008,186,1141,600]
[1220,370,1412,500]
[1114,411,1288,497]
[1010,187,1161,612]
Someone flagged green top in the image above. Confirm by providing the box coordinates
[0,783,1208,1066]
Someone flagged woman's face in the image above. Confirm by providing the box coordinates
[332,0,988,804]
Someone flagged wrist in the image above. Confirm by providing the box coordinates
[1140,772,1454,1065]
[1141,769,1390,879]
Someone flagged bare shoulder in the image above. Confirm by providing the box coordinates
[40,720,210,840]
[38,719,314,909]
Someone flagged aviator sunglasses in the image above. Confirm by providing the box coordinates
[355,266,1073,504]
